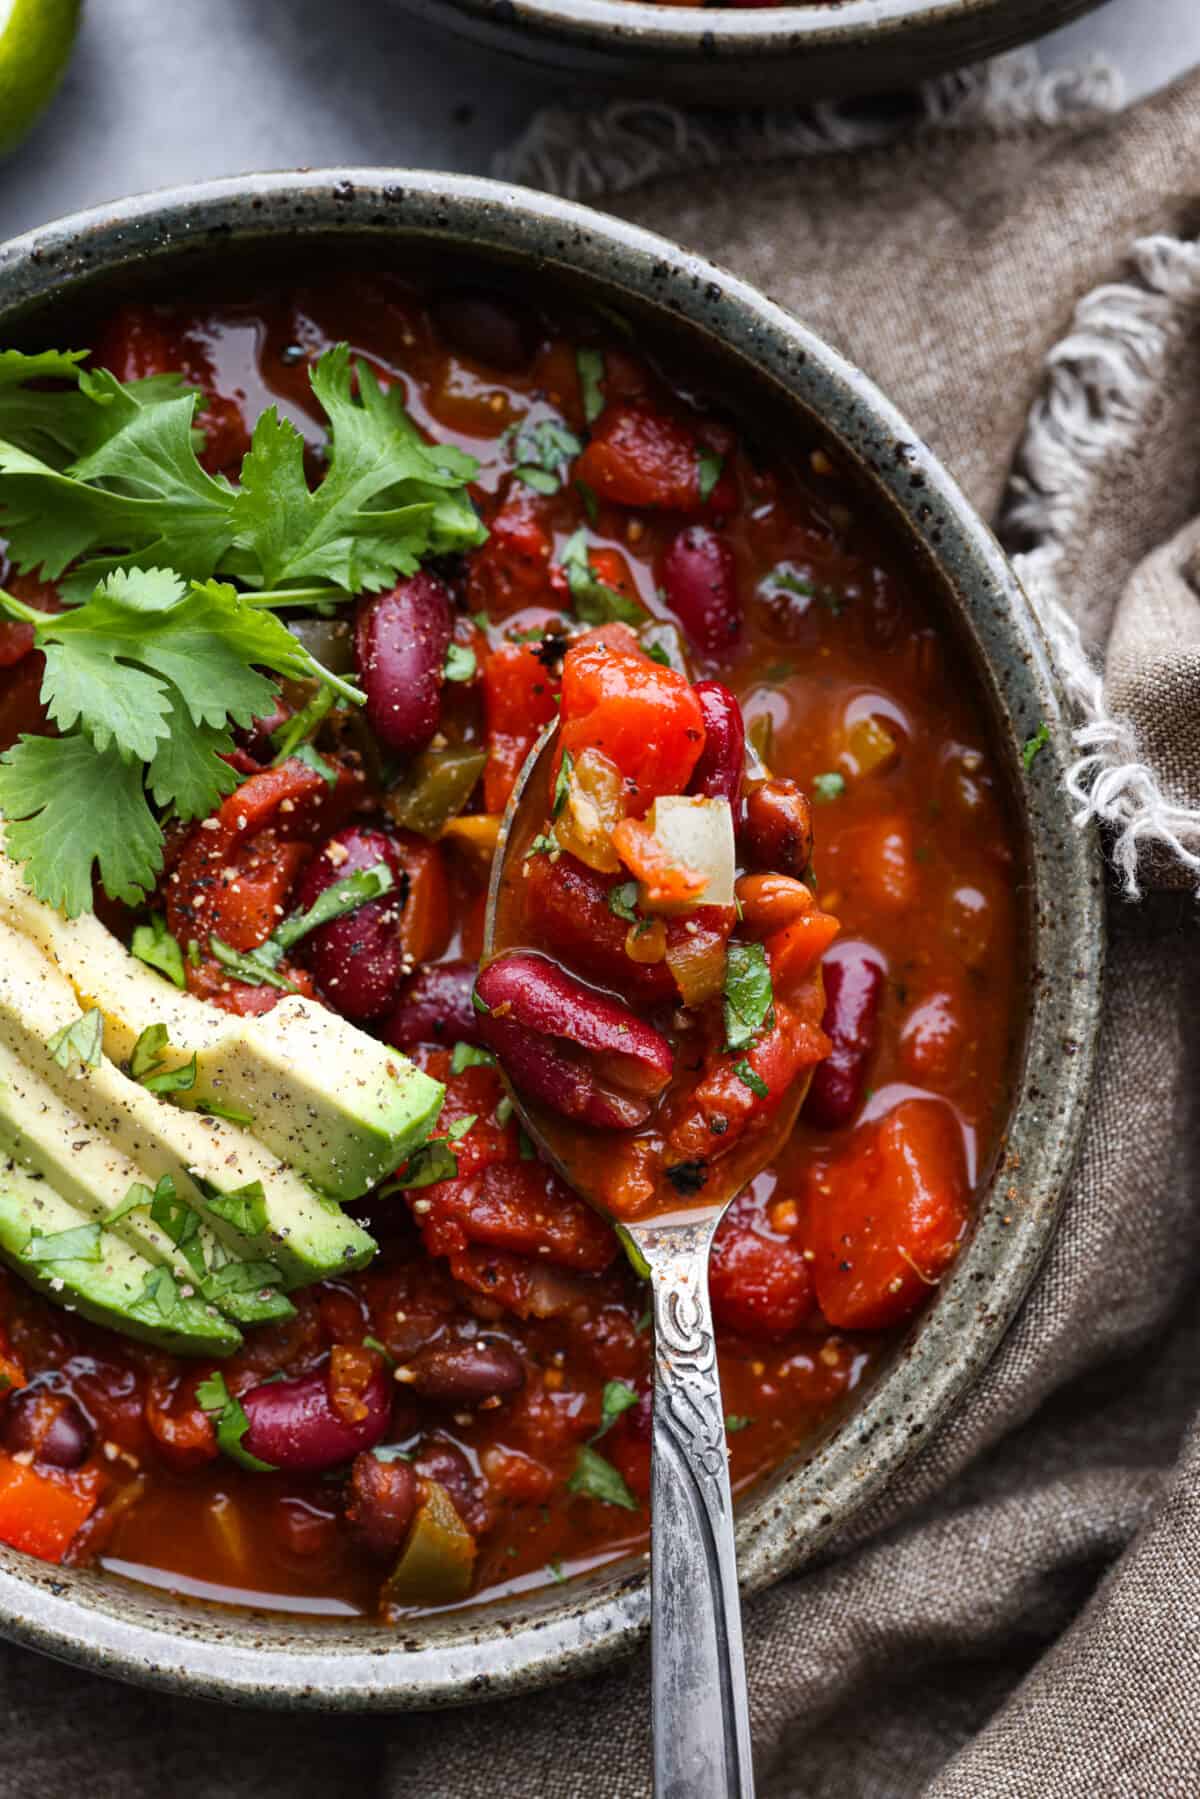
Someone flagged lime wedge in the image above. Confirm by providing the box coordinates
[0,0,81,157]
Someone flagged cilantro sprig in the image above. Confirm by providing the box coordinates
[196,1370,276,1473]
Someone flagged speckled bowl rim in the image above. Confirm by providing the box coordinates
[409,0,1103,73]
[0,169,1102,1710]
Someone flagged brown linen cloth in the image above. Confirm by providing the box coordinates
[3,63,1200,1799]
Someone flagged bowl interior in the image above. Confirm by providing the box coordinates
[0,172,1102,1708]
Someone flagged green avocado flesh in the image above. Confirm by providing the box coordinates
[0,855,444,1202]
[0,1161,241,1356]
[0,914,412,1354]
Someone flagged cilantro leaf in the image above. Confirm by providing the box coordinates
[195,1098,254,1128]
[202,1259,284,1302]
[141,1051,197,1096]
[23,1222,103,1264]
[46,1006,105,1071]
[108,1173,174,1224]
[129,1267,196,1332]
[1022,722,1050,772]
[812,772,845,803]
[443,642,476,683]
[615,1222,651,1280]
[0,733,163,915]
[272,862,394,953]
[732,1058,769,1099]
[607,880,640,924]
[597,1379,639,1436]
[130,914,186,989]
[149,1174,207,1280]
[553,749,574,819]
[725,1414,753,1434]
[566,1444,638,1510]
[208,935,296,992]
[576,349,605,426]
[723,941,774,1052]
[697,448,724,504]
[231,348,484,593]
[560,529,646,626]
[395,1138,459,1189]
[196,1370,277,1473]
[450,1042,496,1074]
[508,416,583,496]
[129,1022,170,1082]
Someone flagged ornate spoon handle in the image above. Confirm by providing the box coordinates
[635,1217,755,1799]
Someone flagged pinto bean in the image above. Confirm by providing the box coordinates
[2,1385,93,1471]
[355,571,453,755]
[405,1340,525,1404]
[294,827,408,1021]
[802,941,887,1129]
[240,1358,391,1474]
[385,959,481,1051]
[345,1450,418,1559]
[659,526,742,654]
[414,1438,489,1535]
[687,680,745,806]
[431,291,540,372]
[741,778,814,878]
[475,951,673,1131]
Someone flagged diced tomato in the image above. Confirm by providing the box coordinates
[166,757,362,1013]
[833,814,919,915]
[0,1453,100,1564]
[410,1056,521,1180]
[92,304,251,475]
[575,402,736,515]
[480,1444,555,1505]
[585,545,641,605]
[668,1001,830,1163]
[559,624,706,813]
[709,1216,815,1339]
[804,1098,969,1331]
[394,834,453,969]
[467,490,558,618]
[415,1161,616,1275]
[483,641,561,814]
[763,909,841,999]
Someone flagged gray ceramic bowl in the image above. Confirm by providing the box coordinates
[400,0,1107,105]
[0,170,1101,1709]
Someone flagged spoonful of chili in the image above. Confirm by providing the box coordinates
[478,623,838,1799]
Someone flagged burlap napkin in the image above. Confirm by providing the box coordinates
[4,53,1200,1799]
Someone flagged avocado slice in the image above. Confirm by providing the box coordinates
[0,1159,240,1357]
[0,923,375,1290]
[0,847,444,1200]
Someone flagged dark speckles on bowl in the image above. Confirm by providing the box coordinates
[397,0,1106,105]
[0,169,1102,1709]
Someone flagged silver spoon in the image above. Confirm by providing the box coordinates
[484,724,818,1799]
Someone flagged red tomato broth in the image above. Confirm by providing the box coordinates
[0,273,1023,1619]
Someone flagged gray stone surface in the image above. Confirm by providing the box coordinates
[0,0,1195,243]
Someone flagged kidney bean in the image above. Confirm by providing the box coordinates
[802,941,887,1129]
[414,1437,488,1534]
[345,1450,418,1559]
[293,827,408,1021]
[659,526,742,655]
[431,291,540,372]
[741,778,814,878]
[687,680,745,806]
[241,1358,391,1474]
[475,951,673,1131]
[355,571,453,755]
[405,1339,525,1404]
[2,1385,93,1471]
[385,959,481,1051]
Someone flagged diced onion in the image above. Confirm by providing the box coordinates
[642,795,735,911]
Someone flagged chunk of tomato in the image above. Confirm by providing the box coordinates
[482,641,561,814]
[710,1215,815,1339]
[559,624,706,813]
[804,1098,969,1331]
[574,402,736,515]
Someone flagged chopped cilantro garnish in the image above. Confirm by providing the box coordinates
[525,832,558,861]
[149,1175,207,1280]
[204,1180,269,1237]
[812,772,846,803]
[644,642,671,667]
[1022,722,1050,771]
[270,684,336,764]
[725,1414,753,1434]
[732,1059,769,1099]
[361,1335,396,1368]
[546,1557,568,1584]
[46,1007,104,1072]
[507,416,583,496]
[130,914,186,989]
[597,1379,639,1436]
[552,749,574,819]
[197,1370,277,1473]
[395,1138,459,1189]
[471,989,490,1017]
[494,1094,514,1129]
[607,880,640,924]
[575,479,599,525]
[567,1444,638,1511]
[129,1022,169,1083]
[23,1222,102,1265]
[443,642,477,684]
[560,528,646,626]
[202,1259,284,1302]
[445,1114,478,1142]
[129,1266,194,1333]
[140,1051,198,1096]
[697,447,724,505]
[288,740,338,787]
[206,861,394,991]
[723,941,774,1052]
[196,1097,255,1128]
[576,348,606,426]
[450,1042,496,1075]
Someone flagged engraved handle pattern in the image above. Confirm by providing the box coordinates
[635,1217,755,1799]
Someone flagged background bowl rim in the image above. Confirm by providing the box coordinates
[0,167,1104,1710]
